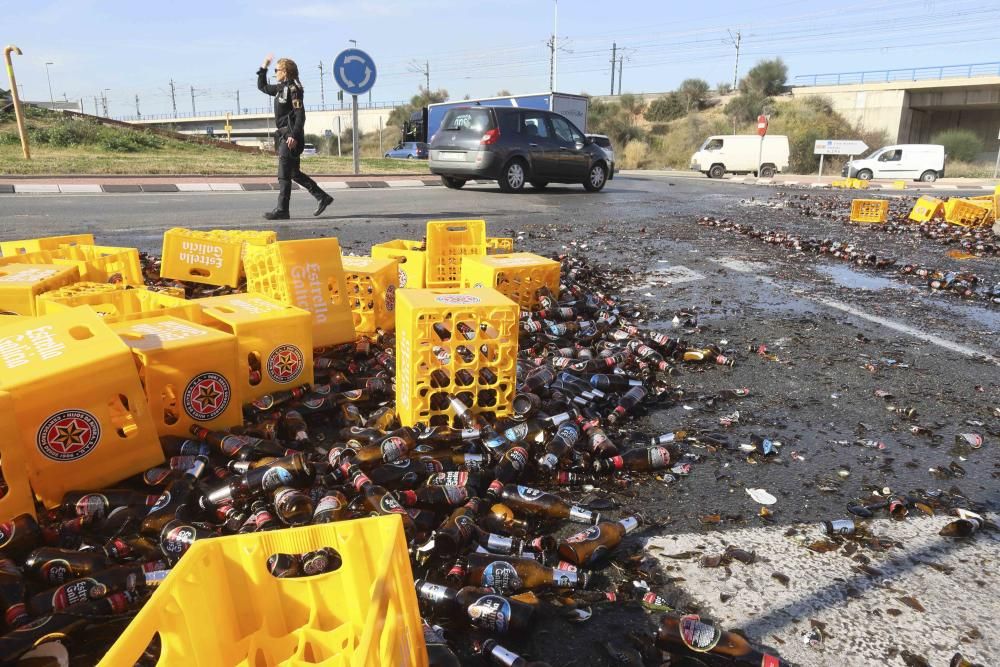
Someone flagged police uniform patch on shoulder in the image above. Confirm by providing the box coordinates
[292,97,302,109]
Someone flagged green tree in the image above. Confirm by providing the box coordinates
[645,93,685,122]
[587,97,646,149]
[931,128,983,162]
[618,93,646,124]
[740,58,788,96]
[717,82,733,95]
[495,89,512,97]
[724,90,770,125]
[387,86,449,128]
[678,78,710,113]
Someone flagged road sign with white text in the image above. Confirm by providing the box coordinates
[814,140,869,155]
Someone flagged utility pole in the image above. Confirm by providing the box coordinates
[610,42,617,95]
[135,94,140,118]
[548,37,555,91]
[617,56,623,95]
[190,86,196,116]
[44,62,54,105]
[552,0,558,91]
[236,90,240,114]
[169,79,177,115]
[424,60,430,91]
[93,96,99,115]
[101,90,110,117]
[728,30,741,90]
[318,61,325,108]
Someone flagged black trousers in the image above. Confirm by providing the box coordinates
[275,139,326,212]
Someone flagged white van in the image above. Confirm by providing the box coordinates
[842,144,944,182]
[690,135,790,178]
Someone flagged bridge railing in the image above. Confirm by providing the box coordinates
[793,61,1000,87]
[117,100,406,123]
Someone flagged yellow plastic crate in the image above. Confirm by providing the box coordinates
[0,390,37,522]
[0,249,64,267]
[372,239,426,289]
[0,234,94,257]
[460,252,561,309]
[0,308,163,509]
[396,288,517,428]
[159,228,246,287]
[99,517,426,667]
[849,199,889,223]
[206,229,278,246]
[37,286,201,324]
[196,293,314,403]
[944,198,991,227]
[966,195,996,222]
[340,255,400,336]
[486,237,515,254]
[848,178,869,190]
[57,244,144,285]
[111,316,244,438]
[831,179,848,188]
[424,219,487,289]
[891,180,906,190]
[244,239,356,347]
[0,263,81,316]
[908,195,945,222]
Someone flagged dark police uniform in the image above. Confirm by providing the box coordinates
[256,67,332,218]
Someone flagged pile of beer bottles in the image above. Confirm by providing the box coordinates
[0,254,780,665]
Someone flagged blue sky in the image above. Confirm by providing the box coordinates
[4,0,999,118]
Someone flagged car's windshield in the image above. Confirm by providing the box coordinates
[441,109,492,132]
[702,138,723,150]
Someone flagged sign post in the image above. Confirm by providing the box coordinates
[993,127,999,179]
[813,140,869,182]
[3,45,30,159]
[332,48,377,175]
[756,114,768,179]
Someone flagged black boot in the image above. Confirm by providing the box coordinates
[313,194,334,217]
[264,209,290,220]
[264,179,292,219]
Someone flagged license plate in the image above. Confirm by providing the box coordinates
[437,151,465,161]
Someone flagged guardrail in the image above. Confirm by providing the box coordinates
[794,61,1000,87]
[117,101,405,123]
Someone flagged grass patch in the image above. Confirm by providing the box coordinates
[0,107,429,175]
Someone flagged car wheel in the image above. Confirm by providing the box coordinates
[498,159,527,193]
[919,170,938,182]
[856,169,873,181]
[583,163,608,192]
[384,153,391,158]
[708,164,725,179]
[759,165,776,178]
[407,155,414,159]
[441,176,466,190]
[530,180,549,189]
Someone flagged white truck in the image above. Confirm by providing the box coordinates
[690,135,790,178]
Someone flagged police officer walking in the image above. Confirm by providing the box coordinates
[257,53,334,220]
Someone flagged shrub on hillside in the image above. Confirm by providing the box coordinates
[931,129,983,162]
[724,91,770,125]
[646,94,685,122]
[740,58,788,96]
[620,139,651,169]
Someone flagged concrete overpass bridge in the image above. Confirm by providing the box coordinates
[122,102,402,149]
[792,62,1000,160]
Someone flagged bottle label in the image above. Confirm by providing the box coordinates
[428,471,468,487]
[40,558,72,584]
[381,436,408,462]
[302,552,331,576]
[250,395,275,411]
[161,524,198,559]
[73,493,110,518]
[419,582,450,602]
[454,514,476,540]
[504,423,529,442]
[481,561,522,593]
[379,494,405,515]
[505,447,528,471]
[515,485,543,501]
[144,468,174,486]
[52,577,106,611]
[565,525,602,544]
[761,656,780,667]
[486,534,514,553]
[314,495,344,515]
[649,447,670,468]
[4,603,27,628]
[261,466,294,491]
[220,435,251,456]
[551,568,578,587]
[441,486,470,505]
[568,506,594,524]
[149,491,172,514]
[467,594,512,634]
[679,614,722,652]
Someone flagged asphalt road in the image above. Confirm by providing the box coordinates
[2,174,998,666]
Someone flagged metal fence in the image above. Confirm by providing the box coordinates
[116,100,405,123]
[793,61,1000,87]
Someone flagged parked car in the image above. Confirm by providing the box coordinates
[429,106,610,193]
[842,144,945,182]
[690,135,790,178]
[301,143,318,156]
[385,142,428,159]
[585,134,616,176]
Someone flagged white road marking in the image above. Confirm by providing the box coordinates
[713,257,1000,365]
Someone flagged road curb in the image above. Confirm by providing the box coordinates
[0,177,485,194]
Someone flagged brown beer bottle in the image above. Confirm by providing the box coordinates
[0,515,43,561]
[465,553,587,594]
[312,489,349,524]
[23,547,111,585]
[422,620,462,667]
[655,612,781,665]
[61,490,161,519]
[201,453,314,509]
[592,446,671,474]
[0,558,27,630]
[435,498,485,558]
[26,564,158,616]
[340,462,415,541]
[140,458,207,537]
[557,517,639,567]
[486,483,599,525]
[415,580,535,634]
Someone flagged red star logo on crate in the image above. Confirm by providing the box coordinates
[267,345,304,383]
[36,410,102,461]
[183,372,231,421]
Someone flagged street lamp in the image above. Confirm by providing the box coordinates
[349,39,357,47]
[44,62,54,105]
